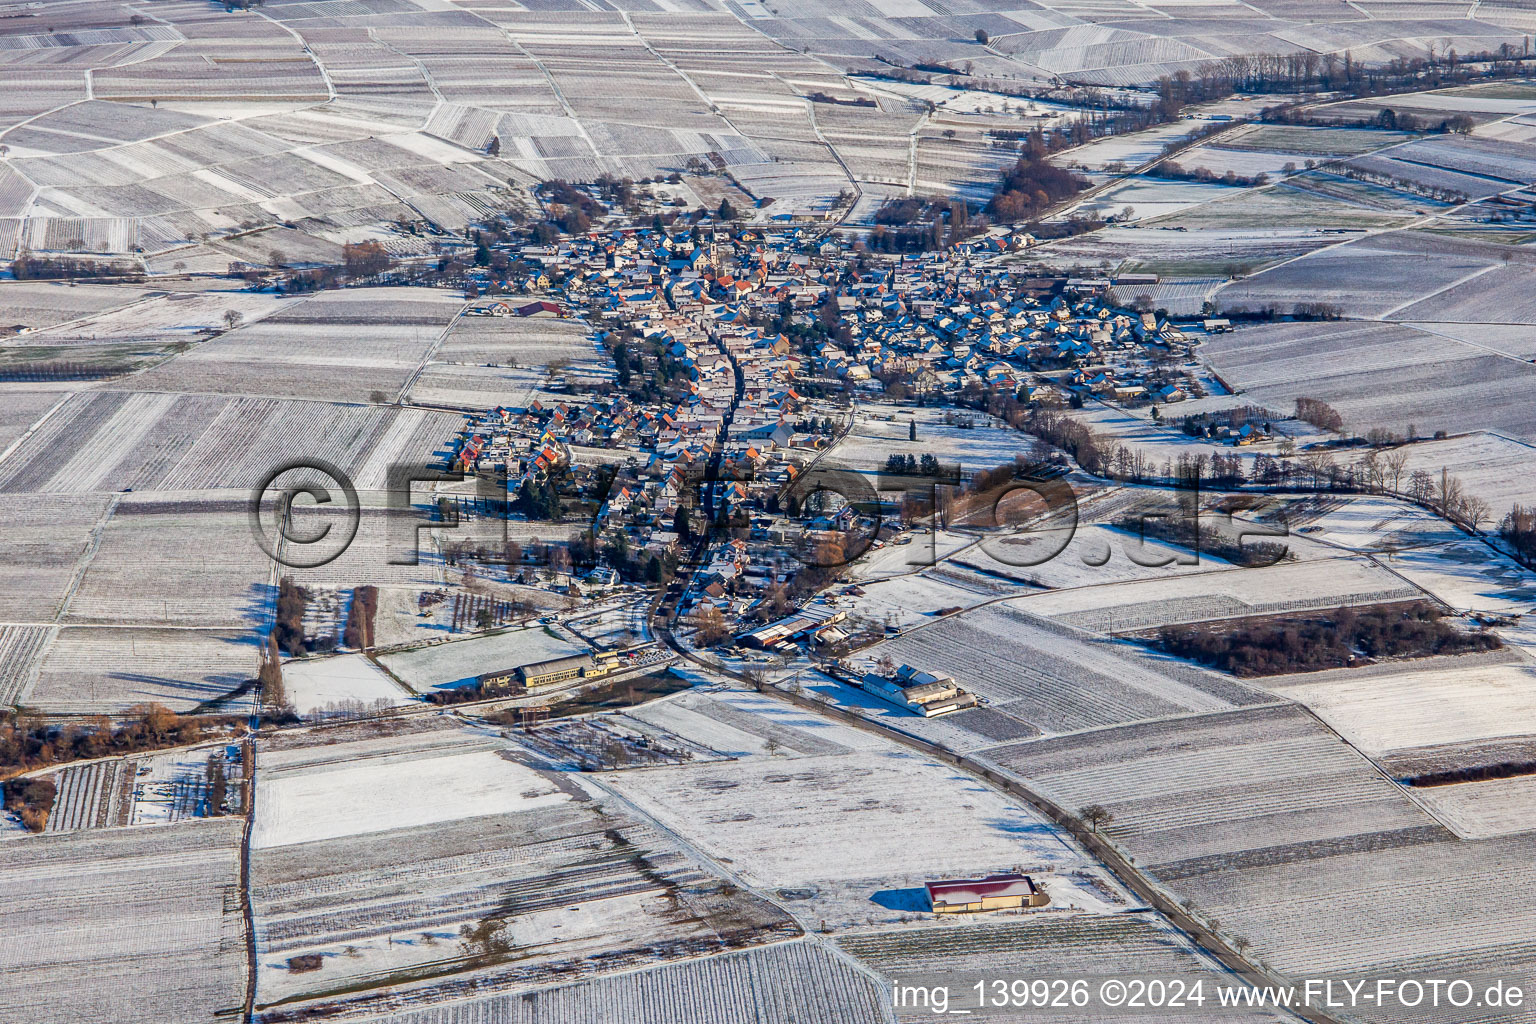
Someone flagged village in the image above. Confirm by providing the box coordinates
[428,222,1241,631]
[12,6,1536,1019]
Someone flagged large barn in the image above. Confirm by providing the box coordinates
[925,874,1048,914]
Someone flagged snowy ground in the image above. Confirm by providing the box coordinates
[376,625,584,691]
[849,530,974,581]
[605,720,1115,928]
[252,747,568,848]
[1297,496,1442,551]
[129,745,238,826]
[280,654,414,717]
[1271,657,1536,756]
[1394,430,1536,513]
[827,571,1000,632]
[955,522,1236,591]
[1013,554,1419,633]
[829,405,1027,474]
[1414,775,1536,839]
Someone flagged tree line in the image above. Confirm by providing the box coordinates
[1,704,232,778]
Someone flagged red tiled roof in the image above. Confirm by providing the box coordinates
[925,874,1037,906]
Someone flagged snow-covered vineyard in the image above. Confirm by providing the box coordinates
[9,0,1536,1021]
[0,819,248,1024]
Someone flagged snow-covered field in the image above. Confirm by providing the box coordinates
[0,820,247,1024]
[1394,430,1536,513]
[606,729,1107,928]
[1201,318,1536,440]
[881,683,1536,980]
[357,941,889,1024]
[1295,496,1441,551]
[27,626,257,714]
[625,688,877,760]
[1387,534,1536,660]
[1076,176,1237,222]
[956,521,1235,593]
[1014,554,1420,634]
[1052,120,1200,171]
[1272,657,1536,755]
[829,405,1026,474]
[247,715,802,1011]
[828,570,999,632]
[252,746,568,848]
[840,915,1286,1023]
[279,654,414,717]
[1415,775,1536,839]
[861,602,1259,735]
[376,625,584,691]
[848,530,974,581]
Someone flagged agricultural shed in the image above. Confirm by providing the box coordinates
[926,873,1047,914]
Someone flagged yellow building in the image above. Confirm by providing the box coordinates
[926,874,1048,914]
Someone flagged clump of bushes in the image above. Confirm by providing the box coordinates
[273,576,310,655]
[1,704,225,776]
[3,776,57,832]
[1407,759,1536,788]
[286,954,324,973]
[1153,601,1500,676]
[343,585,378,649]
[1114,510,1288,568]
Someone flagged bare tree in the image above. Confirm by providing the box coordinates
[691,604,730,646]
[1357,451,1380,492]
[1079,804,1114,834]
[1436,468,1463,512]
[458,915,512,957]
[1407,469,1435,504]
[1382,448,1410,492]
[222,309,244,331]
[1301,450,1335,488]
[1463,496,1491,532]
[258,634,287,711]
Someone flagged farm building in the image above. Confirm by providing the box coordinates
[516,301,563,318]
[860,664,978,717]
[926,874,1048,914]
[478,652,617,695]
[736,607,846,650]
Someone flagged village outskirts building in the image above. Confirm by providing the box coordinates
[478,651,620,696]
[859,664,978,717]
[926,874,1049,914]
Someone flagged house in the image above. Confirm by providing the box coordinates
[926,874,1048,914]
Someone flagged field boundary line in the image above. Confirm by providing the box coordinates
[241,737,258,1024]
[52,492,120,624]
[582,772,896,1002]
[397,304,467,405]
[0,390,74,469]
[742,673,1346,1024]
[1376,261,1500,320]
